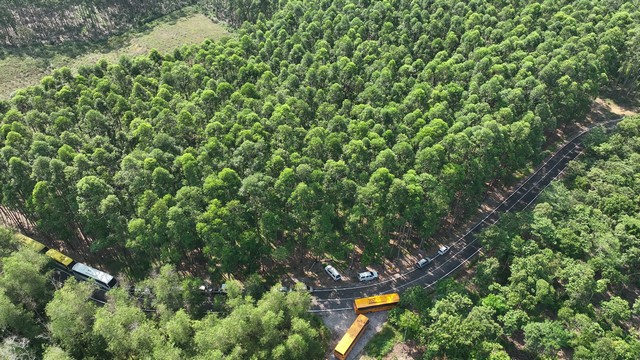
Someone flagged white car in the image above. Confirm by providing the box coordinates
[281,283,314,293]
[211,283,227,294]
[293,282,314,293]
[325,265,342,281]
[415,257,431,269]
[358,271,378,282]
[438,245,450,255]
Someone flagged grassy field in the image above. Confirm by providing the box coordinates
[0,9,230,99]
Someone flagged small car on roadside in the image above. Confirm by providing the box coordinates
[358,270,378,282]
[212,283,227,294]
[281,283,314,293]
[415,257,431,269]
[325,265,342,281]
[294,282,314,293]
[438,245,450,255]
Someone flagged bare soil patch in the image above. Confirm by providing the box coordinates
[377,342,421,360]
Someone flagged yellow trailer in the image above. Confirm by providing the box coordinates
[353,293,400,314]
[15,234,48,253]
[45,249,75,267]
[334,314,369,360]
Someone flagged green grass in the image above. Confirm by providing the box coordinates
[363,324,402,360]
[0,8,231,99]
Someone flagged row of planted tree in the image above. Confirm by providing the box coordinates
[0,0,197,47]
[1,0,640,280]
[0,0,281,48]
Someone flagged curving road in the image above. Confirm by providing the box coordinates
[71,118,622,313]
[308,118,624,313]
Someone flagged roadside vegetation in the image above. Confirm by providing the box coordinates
[362,324,401,359]
[0,230,327,359]
[372,116,640,359]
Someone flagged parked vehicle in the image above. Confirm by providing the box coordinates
[325,265,342,281]
[358,270,378,282]
[415,257,431,269]
[334,314,369,360]
[213,283,228,294]
[353,293,400,314]
[198,284,226,294]
[16,234,118,291]
[438,245,450,255]
[280,282,314,293]
[293,282,314,293]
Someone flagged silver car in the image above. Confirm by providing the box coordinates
[358,271,378,282]
[325,265,342,281]
[415,257,431,269]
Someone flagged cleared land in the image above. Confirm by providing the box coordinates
[0,12,230,99]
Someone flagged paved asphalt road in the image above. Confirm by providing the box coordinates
[308,118,623,313]
[59,119,622,313]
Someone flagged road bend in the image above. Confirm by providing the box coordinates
[79,120,622,313]
[309,118,623,313]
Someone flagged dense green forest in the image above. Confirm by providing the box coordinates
[0,230,327,359]
[1,0,640,359]
[1,0,640,280]
[382,116,640,359]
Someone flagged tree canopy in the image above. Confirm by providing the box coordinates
[3,0,640,279]
[381,116,640,359]
[0,232,327,359]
